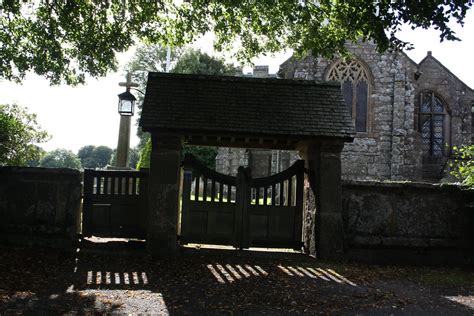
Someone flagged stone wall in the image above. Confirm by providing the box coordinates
[341,181,474,264]
[215,148,248,176]
[0,167,82,247]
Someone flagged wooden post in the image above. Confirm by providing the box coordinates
[180,165,192,239]
[236,166,251,249]
[82,170,94,237]
[293,160,305,250]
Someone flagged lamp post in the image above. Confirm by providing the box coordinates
[115,73,138,168]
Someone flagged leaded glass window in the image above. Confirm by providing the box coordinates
[327,59,370,132]
[419,91,450,157]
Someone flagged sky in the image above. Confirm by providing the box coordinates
[1,10,473,153]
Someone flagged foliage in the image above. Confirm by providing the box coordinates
[125,45,183,91]
[39,149,82,169]
[137,140,217,170]
[25,146,46,167]
[77,145,113,169]
[450,145,474,187]
[1,1,471,85]
[184,145,218,170]
[129,147,140,169]
[124,45,183,150]
[136,140,152,170]
[172,50,237,76]
[0,104,49,166]
[128,47,234,170]
[125,46,237,150]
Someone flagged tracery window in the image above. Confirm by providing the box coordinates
[419,91,450,157]
[326,59,370,132]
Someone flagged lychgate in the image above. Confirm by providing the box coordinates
[140,72,354,260]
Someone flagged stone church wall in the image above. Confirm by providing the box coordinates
[216,43,473,182]
[279,42,424,181]
[279,42,473,181]
[417,52,474,147]
[416,53,474,179]
[215,148,248,176]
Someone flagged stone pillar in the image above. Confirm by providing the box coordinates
[301,140,345,260]
[116,115,131,168]
[147,133,183,255]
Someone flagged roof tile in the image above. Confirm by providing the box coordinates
[140,73,355,139]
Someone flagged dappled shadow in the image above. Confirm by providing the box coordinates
[204,262,358,286]
[85,270,149,287]
[0,246,121,314]
[0,290,122,314]
[1,243,473,314]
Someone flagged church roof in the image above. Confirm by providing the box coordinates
[419,52,473,92]
[140,72,355,140]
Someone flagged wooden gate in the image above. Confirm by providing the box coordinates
[180,154,304,249]
[82,169,148,238]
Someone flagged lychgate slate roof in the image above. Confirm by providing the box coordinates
[140,72,355,140]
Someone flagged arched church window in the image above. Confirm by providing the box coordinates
[419,91,450,157]
[326,59,370,132]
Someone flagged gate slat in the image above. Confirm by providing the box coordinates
[83,170,95,236]
[279,181,284,206]
[98,177,103,194]
[117,176,123,195]
[104,177,110,195]
[271,184,276,206]
[203,177,208,202]
[181,169,192,238]
[131,176,137,195]
[255,186,260,205]
[211,180,216,202]
[219,182,223,203]
[223,184,227,203]
[263,186,268,206]
[194,174,200,201]
[111,176,117,195]
[288,177,293,206]
[294,164,305,249]
[124,177,129,195]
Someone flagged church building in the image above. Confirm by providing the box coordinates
[216,42,474,182]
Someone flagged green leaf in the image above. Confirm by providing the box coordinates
[1,1,471,85]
